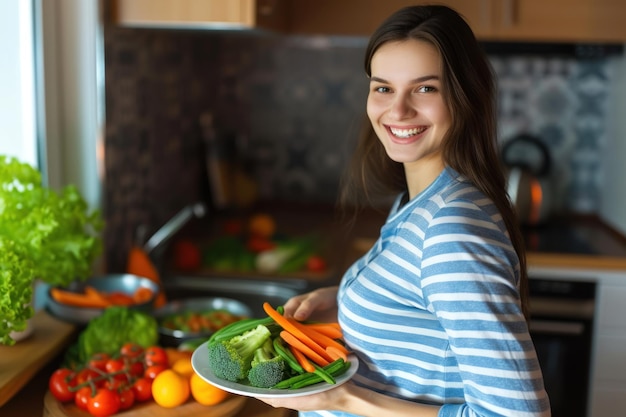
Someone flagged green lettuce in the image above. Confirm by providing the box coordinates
[0,155,103,345]
[71,307,159,366]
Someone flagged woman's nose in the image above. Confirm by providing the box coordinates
[388,94,416,119]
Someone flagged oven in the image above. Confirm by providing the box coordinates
[529,277,596,417]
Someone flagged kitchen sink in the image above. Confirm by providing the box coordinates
[161,275,308,318]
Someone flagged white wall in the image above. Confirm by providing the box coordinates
[601,54,626,235]
[0,1,37,166]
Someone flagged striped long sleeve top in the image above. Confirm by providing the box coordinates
[302,167,551,417]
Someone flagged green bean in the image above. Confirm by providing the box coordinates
[273,337,304,374]
[208,305,284,344]
[289,359,350,389]
[273,358,350,389]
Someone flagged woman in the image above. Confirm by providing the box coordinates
[260,5,551,417]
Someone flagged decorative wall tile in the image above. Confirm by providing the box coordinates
[103,26,614,270]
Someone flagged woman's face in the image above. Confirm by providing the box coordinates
[367,39,451,169]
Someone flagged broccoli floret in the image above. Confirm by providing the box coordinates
[247,338,287,388]
[208,324,271,382]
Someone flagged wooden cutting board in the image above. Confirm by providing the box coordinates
[43,391,247,417]
[0,310,77,407]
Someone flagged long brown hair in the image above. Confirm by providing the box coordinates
[340,5,529,319]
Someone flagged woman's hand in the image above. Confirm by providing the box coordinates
[283,285,339,322]
[260,381,350,412]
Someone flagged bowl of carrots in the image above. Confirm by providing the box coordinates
[46,274,159,325]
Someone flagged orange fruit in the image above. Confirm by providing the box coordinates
[190,373,230,406]
[171,357,194,379]
[151,369,190,408]
[248,214,276,238]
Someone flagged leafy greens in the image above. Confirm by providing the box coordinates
[0,155,103,345]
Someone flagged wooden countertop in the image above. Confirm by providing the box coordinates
[0,310,77,407]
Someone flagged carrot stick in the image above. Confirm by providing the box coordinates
[288,344,315,373]
[303,323,343,339]
[280,330,330,367]
[263,302,333,362]
[84,286,112,306]
[290,320,349,356]
[50,288,109,308]
[326,346,348,362]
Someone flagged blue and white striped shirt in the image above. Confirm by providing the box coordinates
[303,167,551,417]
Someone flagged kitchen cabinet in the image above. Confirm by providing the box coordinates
[288,0,626,42]
[109,0,626,42]
[110,0,288,31]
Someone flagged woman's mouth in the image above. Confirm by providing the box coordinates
[388,126,427,139]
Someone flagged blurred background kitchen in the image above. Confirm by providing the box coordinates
[3,1,626,417]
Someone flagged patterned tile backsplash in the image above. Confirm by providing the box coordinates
[103,26,618,271]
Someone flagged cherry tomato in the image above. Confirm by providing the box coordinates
[74,386,94,411]
[75,368,99,386]
[105,358,128,381]
[48,368,76,402]
[120,342,144,358]
[144,346,168,367]
[88,353,111,373]
[103,378,125,391]
[87,387,121,417]
[306,255,327,272]
[125,358,145,377]
[144,364,168,380]
[131,377,153,402]
[118,387,135,410]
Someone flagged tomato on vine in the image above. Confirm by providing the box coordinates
[144,346,168,367]
[120,342,144,358]
[49,368,76,402]
[131,377,153,402]
[75,368,99,386]
[118,387,136,411]
[144,364,168,380]
[74,386,94,411]
[87,387,121,417]
[88,353,111,373]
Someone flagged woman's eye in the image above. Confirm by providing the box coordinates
[373,86,391,93]
[418,85,437,93]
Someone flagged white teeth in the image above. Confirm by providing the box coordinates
[390,127,425,138]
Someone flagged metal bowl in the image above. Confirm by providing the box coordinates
[154,297,252,347]
[45,274,159,325]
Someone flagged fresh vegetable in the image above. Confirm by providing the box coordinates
[50,285,154,309]
[126,246,166,308]
[0,155,103,345]
[207,324,272,382]
[204,302,351,390]
[263,302,333,364]
[49,368,76,402]
[247,338,288,388]
[70,307,158,365]
[87,387,121,417]
[273,358,351,389]
[280,330,330,367]
[160,309,245,334]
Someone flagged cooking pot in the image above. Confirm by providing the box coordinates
[501,134,553,225]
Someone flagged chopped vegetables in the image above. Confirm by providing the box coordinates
[205,302,351,390]
[160,309,245,334]
[50,286,155,309]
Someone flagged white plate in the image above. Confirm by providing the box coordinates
[191,340,359,398]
